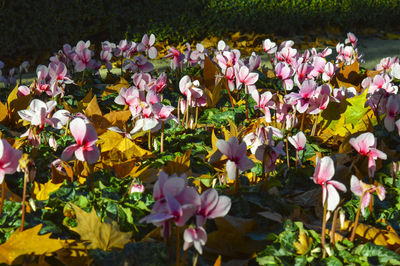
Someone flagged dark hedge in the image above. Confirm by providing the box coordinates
[1,0,399,66]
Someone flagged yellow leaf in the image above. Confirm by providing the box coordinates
[294,230,313,255]
[101,77,130,98]
[6,84,31,126]
[317,89,376,143]
[84,95,102,117]
[0,101,7,123]
[32,180,63,201]
[164,149,191,176]
[0,181,21,202]
[69,204,131,251]
[214,255,222,266]
[98,130,124,153]
[114,137,152,158]
[0,224,64,265]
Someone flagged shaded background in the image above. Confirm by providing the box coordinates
[1,0,400,66]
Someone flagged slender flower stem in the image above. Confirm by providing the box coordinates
[285,135,290,168]
[0,182,5,216]
[295,150,299,168]
[224,79,235,108]
[20,170,29,232]
[245,85,249,120]
[161,121,165,153]
[194,106,199,129]
[177,97,181,123]
[311,114,318,136]
[148,131,152,150]
[321,184,328,258]
[300,113,306,132]
[330,208,340,245]
[176,227,181,266]
[185,100,190,129]
[88,163,95,192]
[350,192,365,242]
[181,248,189,266]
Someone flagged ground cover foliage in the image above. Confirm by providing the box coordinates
[0,33,400,265]
[1,0,400,66]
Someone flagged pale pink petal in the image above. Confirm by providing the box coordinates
[70,118,87,144]
[328,180,347,192]
[83,145,100,164]
[350,175,363,197]
[226,160,237,180]
[208,195,231,219]
[61,144,79,161]
[326,183,340,211]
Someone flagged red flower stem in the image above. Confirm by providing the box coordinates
[148,131,152,150]
[295,150,299,168]
[225,81,235,108]
[321,184,328,258]
[20,170,29,232]
[0,182,5,216]
[285,135,290,168]
[245,85,249,120]
[181,248,189,266]
[177,97,181,123]
[185,100,190,129]
[194,106,199,129]
[311,114,319,136]
[300,113,305,132]
[330,208,339,245]
[161,121,165,153]
[88,163,95,192]
[350,192,365,242]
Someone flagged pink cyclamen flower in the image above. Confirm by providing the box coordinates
[179,75,204,104]
[312,156,347,211]
[130,183,145,194]
[61,118,100,164]
[164,47,184,70]
[18,99,57,129]
[275,62,294,91]
[262,39,277,54]
[196,188,231,226]
[285,79,317,113]
[251,90,275,123]
[235,65,259,92]
[288,131,306,151]
[350,175,386,216]
[349,132,387,178]
[137,34,158,59]
[183,227,207,254]
[384,94,400,132]
[0,139,22,184]
[17,85,30,97]
[216,137,255,180]
[345,32,358,47]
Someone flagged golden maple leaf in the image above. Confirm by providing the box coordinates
[0,224,63,265]
[68,204,131,251]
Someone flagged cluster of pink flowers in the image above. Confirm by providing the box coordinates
[114,71,175,135]
[141,171,231,254]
